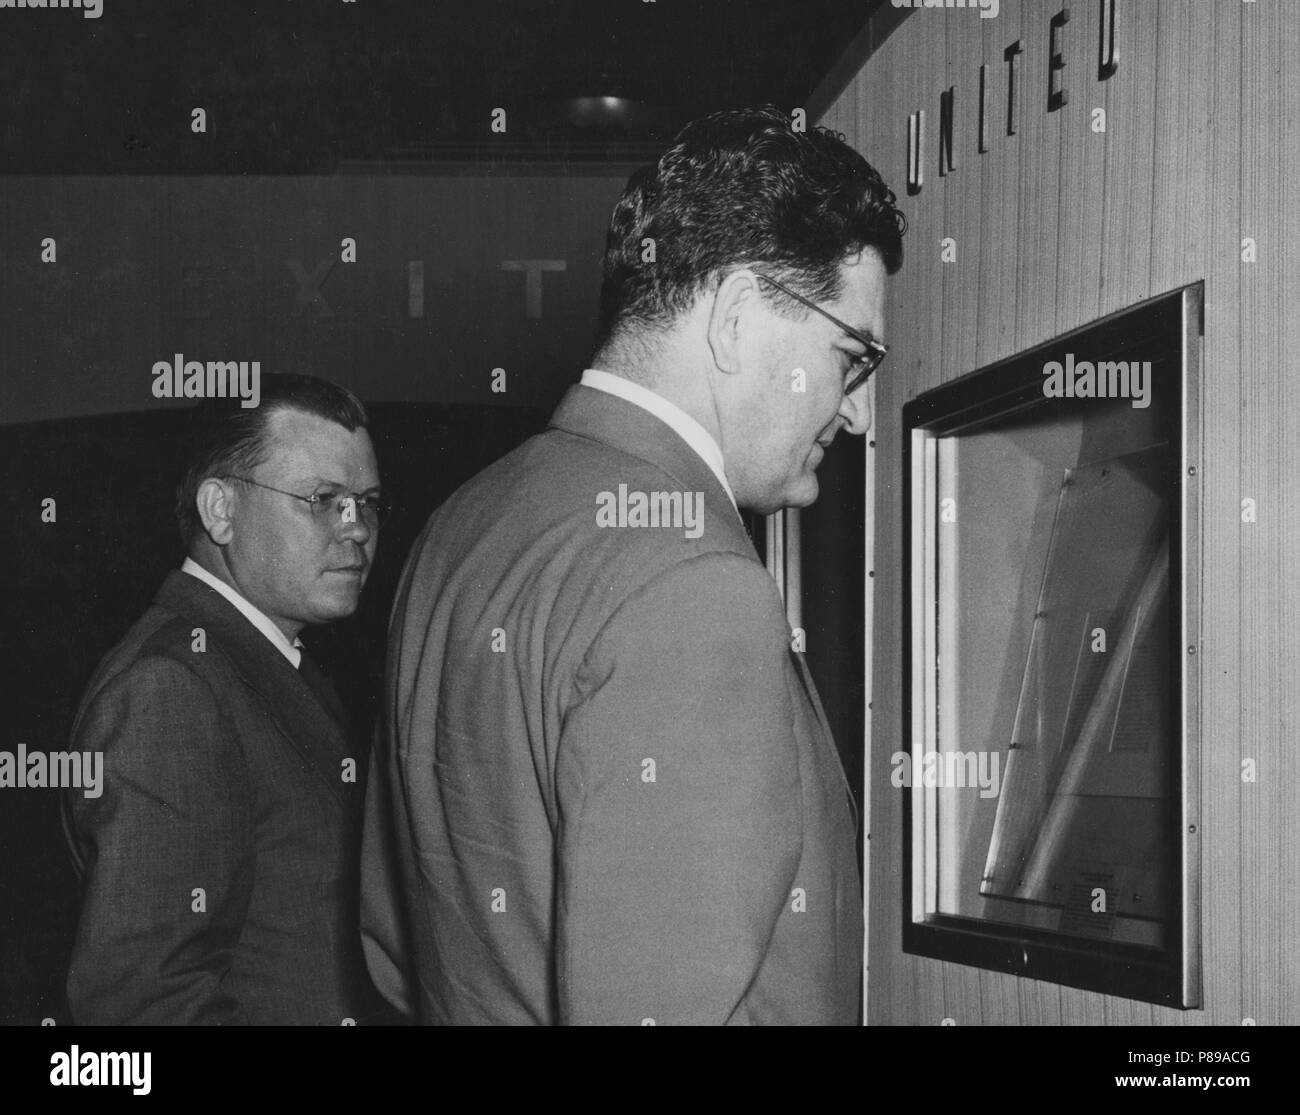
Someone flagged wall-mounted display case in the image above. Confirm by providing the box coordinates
[901,284,1203,1008]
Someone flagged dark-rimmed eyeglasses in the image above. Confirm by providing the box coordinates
[222,475,391,528]
[755,271,888,395]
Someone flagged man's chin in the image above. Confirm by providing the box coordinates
[789,471,820,509]
[312,585,365,621]
[751,478,819,515]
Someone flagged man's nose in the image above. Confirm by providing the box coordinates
[335,498,375,545]
[839,381,873,436]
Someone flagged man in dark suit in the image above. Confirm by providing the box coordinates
[362,106,906,1024]
[65,373,388,1024]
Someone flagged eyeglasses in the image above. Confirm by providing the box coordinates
[755,272,888,396]
[222,475,391,528]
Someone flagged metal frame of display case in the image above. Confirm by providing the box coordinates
[900,283,1203,1008]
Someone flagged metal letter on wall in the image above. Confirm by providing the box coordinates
[1099,0,1118,80]
[908,110,924,195]
[939,87,957,176]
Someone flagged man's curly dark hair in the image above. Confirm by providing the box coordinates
[594,104,907,351]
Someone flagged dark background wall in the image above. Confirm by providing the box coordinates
[1,172,637,423]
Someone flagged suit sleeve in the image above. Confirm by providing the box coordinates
[554,554,805,1025]
[65,655,254,1024]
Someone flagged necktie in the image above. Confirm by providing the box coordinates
[296,646,350,729]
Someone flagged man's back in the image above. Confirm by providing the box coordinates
[363,385,861,1024]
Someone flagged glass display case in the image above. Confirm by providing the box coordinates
[901,284,1203,1007]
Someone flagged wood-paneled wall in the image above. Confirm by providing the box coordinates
[819,0,1299,1025]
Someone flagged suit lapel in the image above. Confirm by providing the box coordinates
[155,570,350,805]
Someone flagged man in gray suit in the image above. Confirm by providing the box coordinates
[363,106,906,1024]
[65,373,388,1024]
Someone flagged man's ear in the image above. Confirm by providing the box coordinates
[195,478,236,546]
[706,269,763,376]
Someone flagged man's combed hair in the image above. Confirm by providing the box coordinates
[175,373,369,546]
[595,105,907,351]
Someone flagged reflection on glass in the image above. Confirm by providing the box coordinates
[920,406,1175,951]
[978,448,1173,948]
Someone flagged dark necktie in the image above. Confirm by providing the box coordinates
[296,645,350,730]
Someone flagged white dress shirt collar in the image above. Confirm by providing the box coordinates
[181,557,304,669]
[580,368,738,511]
